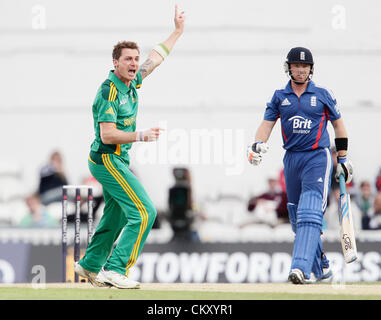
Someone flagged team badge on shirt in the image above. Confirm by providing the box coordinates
[311,96,317,107]
[130,91,136,103]
[119,98,128,106]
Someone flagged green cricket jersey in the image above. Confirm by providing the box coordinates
[90,70,142,163]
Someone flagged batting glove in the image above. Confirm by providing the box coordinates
[247,142,269,166]
[335,157,354,183]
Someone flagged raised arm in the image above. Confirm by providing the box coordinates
[139,4,185,80]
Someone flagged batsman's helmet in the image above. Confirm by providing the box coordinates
[284,47,314,83]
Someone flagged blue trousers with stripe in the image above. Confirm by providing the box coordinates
[283,148,332,278]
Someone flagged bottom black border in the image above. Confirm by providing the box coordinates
[2,300,377,318]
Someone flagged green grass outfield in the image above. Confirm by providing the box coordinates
[0,282,381,300]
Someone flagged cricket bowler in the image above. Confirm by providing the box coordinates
[74,5,185,289]
[247,47,353,284]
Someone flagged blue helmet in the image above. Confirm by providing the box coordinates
[284,47,314,83]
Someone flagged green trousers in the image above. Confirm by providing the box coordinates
[79,153,157,276]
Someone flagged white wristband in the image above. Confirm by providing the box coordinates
[136,131,143,142]
[153,43,170,59]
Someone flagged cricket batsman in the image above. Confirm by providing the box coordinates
[74,5,185,288]
[247,47,353,284]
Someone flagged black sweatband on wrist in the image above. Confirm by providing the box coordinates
[335,137,348,151]
[252,142,262,153]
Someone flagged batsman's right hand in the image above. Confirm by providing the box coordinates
[247,142,269,166]
[335,156,354,184]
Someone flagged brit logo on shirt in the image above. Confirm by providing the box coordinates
[310,96,317,107]
[288,115,312,134]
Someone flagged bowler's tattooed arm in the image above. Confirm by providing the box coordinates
[139,57,158,80]
[139,5,185,80]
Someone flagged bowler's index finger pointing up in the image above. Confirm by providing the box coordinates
[175,4,179,17]
[175,4,185,18]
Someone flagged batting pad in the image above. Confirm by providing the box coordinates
[291,191,324,279]
[311,239,324,279]
[287,202,297,233]
[296,190,324,226]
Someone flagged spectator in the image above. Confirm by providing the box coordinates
[244,174,289,228]
[375,169,381,192]
[355,180,375,230]
[18,193,58,228]
[368,193,381,230]
[38,150,68,205]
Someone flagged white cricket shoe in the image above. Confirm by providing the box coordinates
[288,268,316,284]
[74,261,110,287]
[99,268,140,289]
[319,268,333,282]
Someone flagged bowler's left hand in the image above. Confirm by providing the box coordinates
[174,4,185,33]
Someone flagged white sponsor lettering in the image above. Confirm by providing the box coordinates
[0,260,16,283]
[288,115,312,134]
[179,252,210,283]
[248,252,271,282]
[225,252,249,283]
[361,251,380,281]
[270,253,291,282]
[156,252,180,283]
[207,253,228,282]
[129,251,381,283]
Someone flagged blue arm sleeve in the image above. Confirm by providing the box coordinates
[264,92,280,121]
[324,88,341,121]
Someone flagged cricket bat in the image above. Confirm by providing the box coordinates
[338,174,358,263]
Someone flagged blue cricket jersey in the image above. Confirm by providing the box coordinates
[264,80,341,151]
